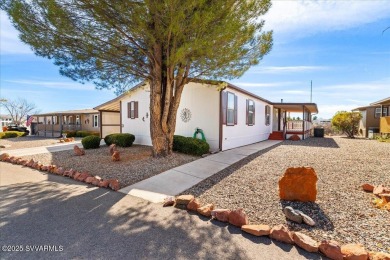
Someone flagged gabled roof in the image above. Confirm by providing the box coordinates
[34,109,98,116]
[370,97,390,106]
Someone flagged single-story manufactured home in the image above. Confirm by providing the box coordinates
[32,109,100,137]
[94,81,318,151]
[353,97,390,138]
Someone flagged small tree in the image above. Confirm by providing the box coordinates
[331,111,362,138]
[0,98,38,125]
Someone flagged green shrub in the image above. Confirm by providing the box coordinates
[173,135,210,156]
[76,131,100,137]
[64,130,77,138]
[104,133,135,147]
[0,131,25,139]
[81,135,101,149]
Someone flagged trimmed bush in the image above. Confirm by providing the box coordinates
[76,131,100,137]
[0,131,26,139]
[173,135,210,156]
[81,135,101,149]
[104,133,135,147]
[64,130,77,138]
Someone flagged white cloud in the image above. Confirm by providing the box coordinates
[233,81,301,88]
[4,79,95,91]
[251,66,329,74]
[0,11,33,55]
[263,0,390,38]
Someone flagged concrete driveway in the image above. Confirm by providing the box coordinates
[0,162,324,260]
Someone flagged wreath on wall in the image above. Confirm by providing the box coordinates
[180,108,192,123]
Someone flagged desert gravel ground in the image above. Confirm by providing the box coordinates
[184,137,390,253]
[0,136,70,150]
[19,145,198,188]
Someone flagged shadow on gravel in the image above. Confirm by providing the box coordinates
[182,142,284,197]
[0,177,248,260]
[280,200,334,233]
[281,137,340,148]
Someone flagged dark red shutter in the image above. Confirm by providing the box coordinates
[221,91,227,125]
[246,99,249,125]
[234,95,238,125]
[253,101,256,125]
[134,101,139,118]
[127,102,130,118]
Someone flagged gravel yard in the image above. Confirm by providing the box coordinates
[19,145,198,188]
[184,137,390,253]
[0,136,68,150]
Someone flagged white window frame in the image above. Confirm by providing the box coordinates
[247,99,255,126]
[265,105,271,126]
[227,92,235,126]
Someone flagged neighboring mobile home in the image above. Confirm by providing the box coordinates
[353,97,390,138]
[95,80,318,151]
[32,109,100,137]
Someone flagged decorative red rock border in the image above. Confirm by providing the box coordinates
[165,195,390,260]
[0,153,120,191]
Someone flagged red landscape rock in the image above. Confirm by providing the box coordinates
[0,153,10,161]
[91,178,101,186]
[41,165,49,171]
[197,204,214,217]
[163,197,175,207]
[241,224,271,236]
[108,179,120,191]
[112,151,120,161]
[187,198,201,211]
[9,156,16,163]
[341,244,368,260]
[98,180,110,188]
[73,145,85,156]
[368,251,390,260]
[85,177,96,184]
[109,144,117,155]
[292,232,319,253]
[373,185,390,196]
[176,195,194,205]
[279,167,318,202]
[211,209,231,222]
[228,208,249,227]
[26,159,34,167]
[20,160,27,166]
[362,183,375,192]
[77,172,90,182]
[16,158,23,165]
[380,193,390,203]
[288,134,301,141]
[73,172,82,180]
[319,240,344,260]
[269,224,294,244]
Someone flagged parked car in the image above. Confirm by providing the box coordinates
[7,124,30,135]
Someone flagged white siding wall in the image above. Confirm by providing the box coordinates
[121,85,152,146]
[222,87,273,150]
[175,82,220,151]
[121,82,220,151]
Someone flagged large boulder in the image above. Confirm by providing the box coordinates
[241,224,271,236]
[176,195,194,206]
[279,167,318,202]
[269,224,294,244]
[228,208,249,227]
[292,232,319,253]
[341,244,368,260]
[319,240,344,260]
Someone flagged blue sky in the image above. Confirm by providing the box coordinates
[1,0,390,119]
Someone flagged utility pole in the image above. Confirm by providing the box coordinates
[310,80,313,103]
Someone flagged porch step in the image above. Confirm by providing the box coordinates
[268,131,284,140]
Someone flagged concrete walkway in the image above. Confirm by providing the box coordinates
[3,141,83,157]
[119,140,281,203]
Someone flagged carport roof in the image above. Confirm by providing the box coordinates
[34,109,98,116]
[272,103,318,114]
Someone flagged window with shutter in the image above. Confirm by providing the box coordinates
[247,99,255,125]
[128,101,139,119]
[227,92,235,125]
